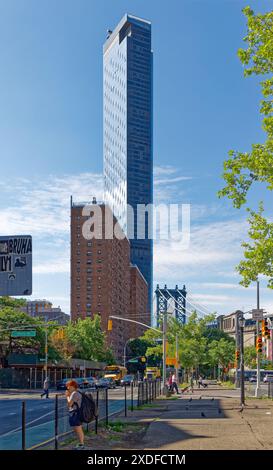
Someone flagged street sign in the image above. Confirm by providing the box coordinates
[0,235,32,296]
[166,358,177,366]
[11,330,36,338]
[252,309,265,321]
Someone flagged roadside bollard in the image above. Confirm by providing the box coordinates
[105,388,109,425]
[131,382,134,412]
[124,384,127,417]
[55,394,58,450]
[137,382,140,407]
[22,401,26,450]
[95,389,99,434]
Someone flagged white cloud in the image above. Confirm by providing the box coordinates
[192,282,256,291]
[0,172,103,237]
[154,219,247,271]
[33,260,70,274]
[154,166,178,176]
[154,176,192,185]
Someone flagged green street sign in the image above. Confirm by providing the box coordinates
[11,330,36,338]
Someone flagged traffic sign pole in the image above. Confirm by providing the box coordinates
[255,281,261,398]
[162,311,167,394]
[45,326,48,379]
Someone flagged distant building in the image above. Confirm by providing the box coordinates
[21,300,70,325]
[218,312,257,348]
[103,14,153,315]
[218,311,273,362]
[129,265,149,338]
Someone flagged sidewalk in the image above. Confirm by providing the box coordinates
[109,387,273,450]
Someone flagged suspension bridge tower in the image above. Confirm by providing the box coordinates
[155,284,187,326]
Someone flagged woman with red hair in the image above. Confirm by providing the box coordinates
[66,380,85,449]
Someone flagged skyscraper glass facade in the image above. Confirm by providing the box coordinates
[103,14,153,312]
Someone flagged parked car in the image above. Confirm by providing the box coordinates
[96,378,116,389]
[56,379,68,390]
[56,376,98,390]
[120,375,135,386]
[263,374,273,383]
[77,377,97,389]
[85,377,98,389]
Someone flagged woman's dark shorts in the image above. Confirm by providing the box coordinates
[69,410,82,427]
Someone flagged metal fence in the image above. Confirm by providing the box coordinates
[0,379,161,450]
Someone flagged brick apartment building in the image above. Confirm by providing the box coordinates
[21,300,70,325]
[71,199,149,361]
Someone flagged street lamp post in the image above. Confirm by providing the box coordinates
[255,279,261,398]
[239,315,245,407]
[45,325,48,379]
[123,338,134,368]
[162,312,167,394]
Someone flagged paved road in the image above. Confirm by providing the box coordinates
[0,387,138,450]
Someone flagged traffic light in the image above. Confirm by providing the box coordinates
[53,329,64,340]
[256,335,263,353]
[107,319,112,331]
[235,350,240,361]
[140,356,146,363]
[262,319,270,339]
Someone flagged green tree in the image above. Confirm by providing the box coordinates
[244,345,258,368]
[207,338,235,379]
[139,313,235,378]
[0,297,59,362]
[66,315,114,363]
[219,7,273,287]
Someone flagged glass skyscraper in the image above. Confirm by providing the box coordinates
[103,14,153,313]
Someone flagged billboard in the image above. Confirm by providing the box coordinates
[0,235,32,296]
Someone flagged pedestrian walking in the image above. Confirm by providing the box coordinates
[198,375,207,388]
[168,374,173,392]
[41,377,50,399]
[66,380,85,450]
[171,373,180,394]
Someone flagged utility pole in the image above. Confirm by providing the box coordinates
[239,314,245,406]
[45,325,48,379]
[123,338,133,368]
[235,312,240,388]
[162,312,167,394]
[175,333,179,384]
[255,280,261,398]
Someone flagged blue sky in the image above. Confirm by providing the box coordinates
[0,0,272,318]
